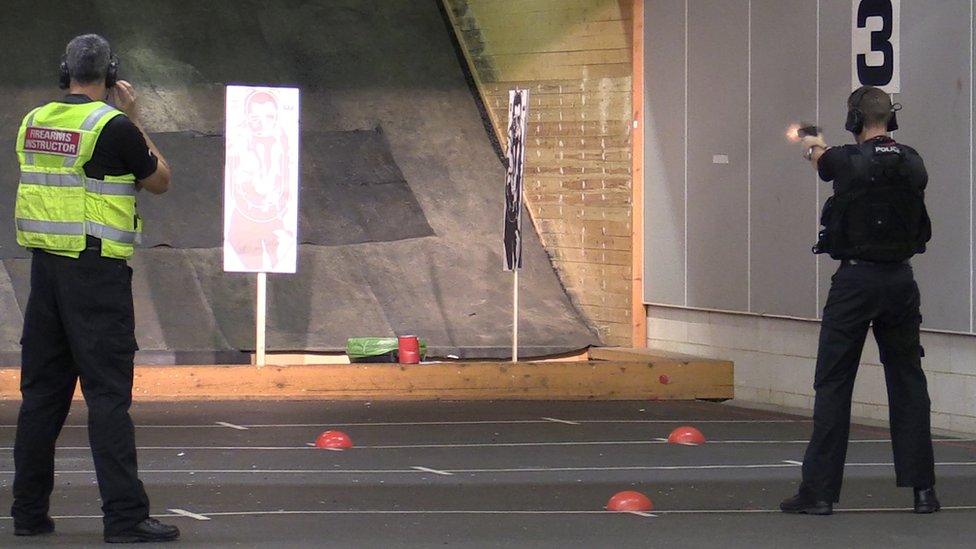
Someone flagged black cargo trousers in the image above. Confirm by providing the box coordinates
[11,243,149,535]
[800,260,936,502]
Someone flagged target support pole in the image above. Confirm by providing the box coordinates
[256,272,267,368]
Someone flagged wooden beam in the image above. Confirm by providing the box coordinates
[0,359,732,401]
[631,0,647,347]
[441,0,507,146]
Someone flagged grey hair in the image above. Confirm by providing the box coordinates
[65,34,111,84]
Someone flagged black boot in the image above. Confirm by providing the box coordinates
[104,518,180,543]
[780,492,833,515]
[13,516,54,536]
[914,487,941,514]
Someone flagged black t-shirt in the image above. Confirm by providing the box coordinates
[57,94,158,181]
[817,136,928,193]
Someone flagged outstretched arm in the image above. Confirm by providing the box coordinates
[800,134,829,170]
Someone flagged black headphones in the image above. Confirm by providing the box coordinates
[845,85,900,135]
[58,52,119,90]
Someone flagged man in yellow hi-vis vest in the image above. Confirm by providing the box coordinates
[10,34,179,543]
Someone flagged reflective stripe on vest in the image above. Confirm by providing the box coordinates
[20,171,136,196]
[15,218,84,235]
[63,104,117,168]
[19,171,80,187]
[15,219,140,244]
[85,221,141,244]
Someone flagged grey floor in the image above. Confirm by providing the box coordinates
[0,399,973,548]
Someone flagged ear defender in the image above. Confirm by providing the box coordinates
[105,53,119,88]
[887,103,901,132]
[845,107,863,135]
[58,55,70,90]
[59,52,119,89]
[845,86,870,135]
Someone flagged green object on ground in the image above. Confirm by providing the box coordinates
[346,337,427,361]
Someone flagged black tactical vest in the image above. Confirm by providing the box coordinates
[813,140,931,262]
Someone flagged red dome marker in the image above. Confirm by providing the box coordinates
[315,430,353,450]
[606,491,653,512]
[667,426,706,446]
[658,374,671,385]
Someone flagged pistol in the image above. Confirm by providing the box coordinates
[797,124,821,138]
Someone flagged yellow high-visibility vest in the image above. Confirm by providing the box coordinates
[14,100,141,260]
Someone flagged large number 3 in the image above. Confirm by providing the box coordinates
[856,0,894,86]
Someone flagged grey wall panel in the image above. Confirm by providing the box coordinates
[898,0,972,332]
[817,0,854,314]
[685,0,750,311]
[644,0,688,305]
[644,0,976,335]
[749,0,819,317]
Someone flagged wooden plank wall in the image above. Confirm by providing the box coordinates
[444,0,636,346]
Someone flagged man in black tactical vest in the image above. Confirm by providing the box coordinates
[780,86,939,515]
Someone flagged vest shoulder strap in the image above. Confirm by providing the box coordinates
[28,101,122,130]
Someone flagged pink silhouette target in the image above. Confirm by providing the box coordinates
[224,86,300,273]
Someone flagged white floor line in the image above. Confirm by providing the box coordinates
[168,508,211,521]
[33,469,421,475]
[448,462,976,474]
[240,419,810,427]
[0,446,314,451]
[2,506,972,521]
[782,460,803,466]
[362,441,662,449]
[448,464,800,473]
[0,424,231,429]
[541,417,581,425]
[215,422,249,431]
[0,438,969,453]
[656,506,976,515]
[6,461,971,476]
[325,438,975,449]
[0,514,169,521]
[627,511,657,517]
[575,420,807,424]
[412,466,454,476]
[244,421,553,427]
[268,420,812,427]
[0,419,810,429]
[200,506,976,515]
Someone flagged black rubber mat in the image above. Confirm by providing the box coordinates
[0,0,598,359]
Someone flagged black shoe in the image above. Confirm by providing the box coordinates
[13,516,55,536]
[105,518,180,543]
[914,487,941,514]
[780,492,833,515]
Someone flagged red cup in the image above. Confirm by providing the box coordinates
[398,335,420,364]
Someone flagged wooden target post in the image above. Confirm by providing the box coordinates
[503,89,529,362]
[222,85,301,367]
